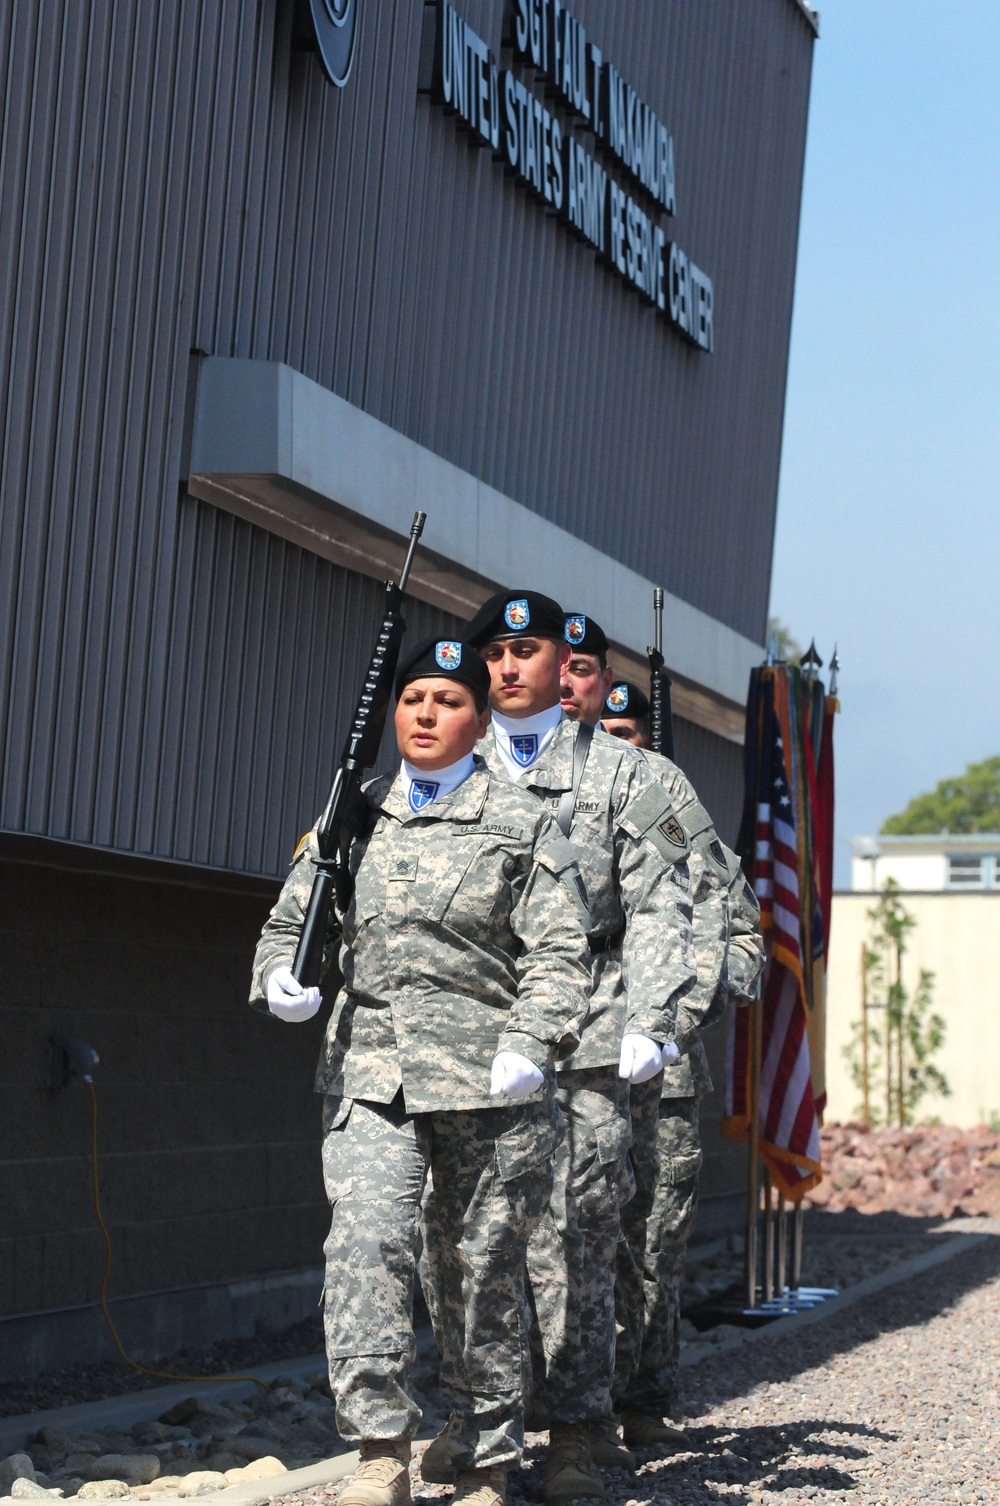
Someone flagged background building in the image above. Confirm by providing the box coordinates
[850,833,1000,893]
[1,0,817,1376]
[825,833,1000,1127]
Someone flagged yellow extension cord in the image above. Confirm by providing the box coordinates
[88,1081,269,1392]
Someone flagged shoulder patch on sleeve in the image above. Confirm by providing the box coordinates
[617,783,691,863]
[739,877,762,921]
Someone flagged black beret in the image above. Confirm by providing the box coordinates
[394,636,492,702]
[603,681,650,719]
[563,613,609,657]
[465,589,566,647]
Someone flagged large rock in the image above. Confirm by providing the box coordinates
[83,1455,160,1487]
[10,1482,61,1500]
[33,1434,72,1461]
[63,1457,101,1477]
[78,1481,130,1499]
[130,1424,172,1448]
[224,1458,286,1484]
[158,1401,200,1428]
[200,1455,243,1476]
[0,1459,37,1495]
[224,1438,283,1463]
[175,1469,227,1497]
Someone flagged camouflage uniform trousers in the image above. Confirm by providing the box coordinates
[613,1092,701,1416]
[322,1090,558,1469]
[525,1065,635,1425]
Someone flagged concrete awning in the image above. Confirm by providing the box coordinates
[187,358,761,741]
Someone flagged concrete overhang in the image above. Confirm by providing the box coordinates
[187,358,763,742]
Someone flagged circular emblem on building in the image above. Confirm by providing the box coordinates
[504,599,530,630]
[565,614,586,645]
[435,640,462,670]
[606,685,629,713]
[304,0,361,88]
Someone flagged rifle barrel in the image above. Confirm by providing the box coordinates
[399,511,426,594]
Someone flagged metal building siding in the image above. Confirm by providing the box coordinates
[0,0,811,875]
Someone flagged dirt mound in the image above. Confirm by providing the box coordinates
[806,1122,1000,1218]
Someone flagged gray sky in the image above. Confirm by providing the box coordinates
[769,0,1000,885]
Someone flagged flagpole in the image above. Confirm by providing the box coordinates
[763,1168,775,1304]
[792,1199,804,1290]
[861,939,871,1125]
[744,988,763,1308]
[777,1189,788,1297]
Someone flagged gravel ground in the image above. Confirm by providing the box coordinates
[0,1321,327,1420]
[268,1233,1000,1506]
[0,1214,939,1419]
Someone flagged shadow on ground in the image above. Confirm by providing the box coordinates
[412,1420,897,1504]
[680,1228,1000,1414]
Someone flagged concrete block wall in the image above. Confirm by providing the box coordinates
[1,850,329,1379]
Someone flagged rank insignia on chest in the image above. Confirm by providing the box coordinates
[511,734,538,766]
[408,780,440,811]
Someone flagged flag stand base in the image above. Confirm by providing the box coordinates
[685,1283,840,1330]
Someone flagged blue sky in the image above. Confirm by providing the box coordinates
[769,0,1000,884]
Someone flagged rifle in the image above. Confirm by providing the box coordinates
[292,511,426,987]
[647,587,676,760]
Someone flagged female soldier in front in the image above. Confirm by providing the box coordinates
[250,639,592,1506]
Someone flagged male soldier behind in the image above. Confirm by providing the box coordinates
[569,664,763,1444]
[420,592,695,1505]
[250,640,594,1506]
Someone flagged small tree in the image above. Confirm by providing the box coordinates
[843,881,951,1126]
[766,616,803,665]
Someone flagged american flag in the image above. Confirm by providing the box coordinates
[725,667,822,1200]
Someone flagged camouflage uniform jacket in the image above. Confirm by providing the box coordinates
[249,761,593,1113]
[642,749,763,1098]
[479,719,696,1070]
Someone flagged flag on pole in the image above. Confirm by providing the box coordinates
[724,664,823,1200]
[804,678,838,1118]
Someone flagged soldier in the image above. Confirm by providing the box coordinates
[421,592,695,1505]
[565,665,763,1448]
[559,616,613,722]
[250,637,594,1506]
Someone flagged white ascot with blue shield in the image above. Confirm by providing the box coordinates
[400,753,476,813]
[491,704,563,782]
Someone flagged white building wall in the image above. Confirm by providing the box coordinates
[825,892,1000,1128]
[850,851,949,892]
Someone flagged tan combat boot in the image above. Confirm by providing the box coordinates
[588,1417,637,1471]
[339,1440,412,1506]
[452,1466,508,1506]
[621,1411,690,1449]
[543,1422,607,1505]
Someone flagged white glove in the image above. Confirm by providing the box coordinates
[618,1033,664,1084]
[267,966,322,1023]
[660,1041,680,1066]
[490,1051,544,1097]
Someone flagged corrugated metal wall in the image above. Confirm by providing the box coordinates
[0,0,813,876]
